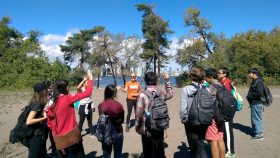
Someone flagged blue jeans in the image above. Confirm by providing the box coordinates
[250,103,264,137]
[102,133,123,158]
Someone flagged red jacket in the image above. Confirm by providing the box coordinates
[47,80,93,136]
[220,78,232,92]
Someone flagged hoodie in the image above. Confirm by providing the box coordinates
[246,78,264,104]
[220,78,232,92]
[179,82,199,123]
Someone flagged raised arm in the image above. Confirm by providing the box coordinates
[162,73,173,101]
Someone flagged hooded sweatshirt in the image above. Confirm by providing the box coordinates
[220,78,232,92]
[180,82,199,124]
[246,77,264,104]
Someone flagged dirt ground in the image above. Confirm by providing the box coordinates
[1,87,280,158]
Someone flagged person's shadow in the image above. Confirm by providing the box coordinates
[86,151,99,158]
[233,123,252,136]
[173,141,191,158]
[173,141,211,158]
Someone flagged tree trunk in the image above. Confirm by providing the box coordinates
[157,50,161,85]
[121,64,126,86]
[97,74,100,88]
[153,54,157,74]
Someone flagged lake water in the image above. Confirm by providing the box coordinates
[93,76,177,88]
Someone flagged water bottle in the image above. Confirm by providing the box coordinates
[145,112,151,129]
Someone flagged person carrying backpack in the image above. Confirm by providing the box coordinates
[98,84,124,158]
[180,66,212,158]
[135,72,173,158]
[205,68,226,158]
[26,82,49,158]
[217,67,236,158]
[246,68,265,140]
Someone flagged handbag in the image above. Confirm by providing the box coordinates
[51,101,81,150]
[53,127,81,150]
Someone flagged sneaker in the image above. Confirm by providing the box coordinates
[125,125,130,132]
[251,135,264,140]
[225,153,236,158]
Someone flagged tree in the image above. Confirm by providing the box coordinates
[60,26,104,68]
[89,31,123,86]
[184,7,214,55]
[136,4,173,84]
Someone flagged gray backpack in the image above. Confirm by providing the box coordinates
[143,90,169,131]
[188,83,215,126]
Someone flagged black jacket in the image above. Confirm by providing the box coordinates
[246,78,264,104]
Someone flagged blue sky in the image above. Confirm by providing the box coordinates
[1,0,279,37]
[1,0,280,72]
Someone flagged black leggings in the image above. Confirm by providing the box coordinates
[126,99,137,126]
[28,131,47,158]
[78,103,94,135]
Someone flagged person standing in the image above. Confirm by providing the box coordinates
[26,82,48,158]
[217,67,236,157]
[98,84,125,158]
[77,76,95,137]
[205,68,225,158]
[179,66,208,158]
[135,72,173,158]
[43,81,58,156]
[246,68,265,140]
[118,73,141,132]
[47,70,93,158]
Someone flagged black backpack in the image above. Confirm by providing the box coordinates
[143,90,170,131]
[188,83,215,126]
[95,114,117,145]
[9,104,36,147]
[214,84,237,122]
[257,80,273,107]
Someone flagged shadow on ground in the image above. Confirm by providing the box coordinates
[233,122,252,136]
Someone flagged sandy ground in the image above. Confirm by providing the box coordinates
[1,87,280,158]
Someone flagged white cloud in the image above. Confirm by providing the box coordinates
[40,29,80,61]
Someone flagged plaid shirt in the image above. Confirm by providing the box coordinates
[135,81,173,134]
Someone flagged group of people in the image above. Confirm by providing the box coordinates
[179,66,266,158]
[22,66,266,158]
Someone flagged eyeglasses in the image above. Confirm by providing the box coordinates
[217,72,224,74]
[131,76,136,78]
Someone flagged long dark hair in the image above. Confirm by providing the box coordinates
[30,82,48,107]
[104,84,117,100]
[53,79,69,103]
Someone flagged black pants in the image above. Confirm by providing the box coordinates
[57,141,86,158]
[78,103,94,135]
[126,99,137,126]
[28,131,47,158]
[141,130,165,158]
[184,123,208,158]
[224,120,235,154]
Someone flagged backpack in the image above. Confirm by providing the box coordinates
[188,83,215,126]
[143,90,169,131]
[95,114,117,145]
[9,104,36,147]
[256,80,273,107]
[230,84,244,111]
[214,84,237,122]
